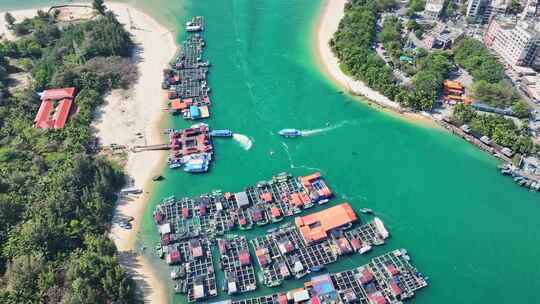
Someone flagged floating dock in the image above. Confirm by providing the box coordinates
[167,123,213,172]
[168,238,218,302]
[164,16,212,120]
[211,249,428,304]
[154,172,333,240]
[218,235,257,295]
[251,211,390,287]
[153,172,428,303]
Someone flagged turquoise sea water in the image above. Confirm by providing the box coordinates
[3,1,540,303]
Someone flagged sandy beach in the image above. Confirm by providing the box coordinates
[1,2,176,303]
[315,0,437,126]
[97,2,177,304]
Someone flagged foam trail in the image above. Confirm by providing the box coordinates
[300,120,351,136]
[280,142,324,172]
[233,134,253,150]
[280,142,294,168]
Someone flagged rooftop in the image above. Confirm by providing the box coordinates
[295,203,357,244]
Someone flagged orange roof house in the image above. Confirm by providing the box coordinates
[299,172,333,199]
[260,192,273,203]
[443,80,463,91]
[295,203,357,244]
[34,87,77,129]
[171,99,189,110]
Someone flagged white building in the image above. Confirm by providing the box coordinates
[521,0,539,18]
[424,0,447,20]
[484,18,540,67]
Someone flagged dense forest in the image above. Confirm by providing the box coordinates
[450,38,536,153]
[453,38,530,117]
[0,4,141,303]
[451,103,535,153]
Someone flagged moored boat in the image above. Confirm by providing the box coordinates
[360,208,374,214]
[152,175,164,181]
[210,129,233,137]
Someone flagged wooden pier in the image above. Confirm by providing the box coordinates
[132,144,170,152]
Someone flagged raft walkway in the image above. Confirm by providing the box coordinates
[212,249,428,304]
[251,217,390,287]
[153,172,331,241]
[218,235,257,294]
[164,17,212,120]
[172,238,218,302]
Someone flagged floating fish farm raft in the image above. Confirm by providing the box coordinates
[211,249,427,304]
[154,172,333,240]
[153,172,428,302]
[163,16,212,120]
[167,123,213,173]
[251,209,389,287]
[218,236,257,295]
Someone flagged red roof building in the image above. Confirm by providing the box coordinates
[255,248,268,267]
[358,268,374,284]
[166,249,181,265]
[368,293,387,304]
[295,203,357,244]
[34,87,77,129]
[239,250,251,266]
[260,192,273,203]
[350,238,362,251]
[390,281,402,296]
[386,263,398,276]
[41,87,77,100]
[271,206,282,218]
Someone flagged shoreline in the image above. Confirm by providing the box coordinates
[0,3,176,304]
[98,2,177,304]
[313,0,437,128]
[313,0,517,165]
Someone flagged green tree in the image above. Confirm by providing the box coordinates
[3,254,45,302]
[446,1,456,17]
[512,100,530,118]
[378,0,398,11]
[508,0,523,14]
[92,0,107,15]
[406,19,420,32]
[450,103,476,125]
[410,0,426,11]
[4,13,15,28]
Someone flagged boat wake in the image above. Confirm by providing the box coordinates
[280,142,324,172]
[233,133,253,150]
[300,120,352,136]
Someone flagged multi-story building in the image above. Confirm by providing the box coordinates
[424,0,447,20]
[467,0,486,19]
[467,0,509,23]
[484,18,540,67]
[482,0,509,23]
[521,0,539,18]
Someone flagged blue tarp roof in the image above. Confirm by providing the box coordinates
[312,274,335,295]
[190,106,200,118]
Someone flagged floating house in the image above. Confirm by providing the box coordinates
[34,87,77,129]
[295,203,357,244]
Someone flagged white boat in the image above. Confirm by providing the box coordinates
[278,129,302,138]
[120,187,142,194]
